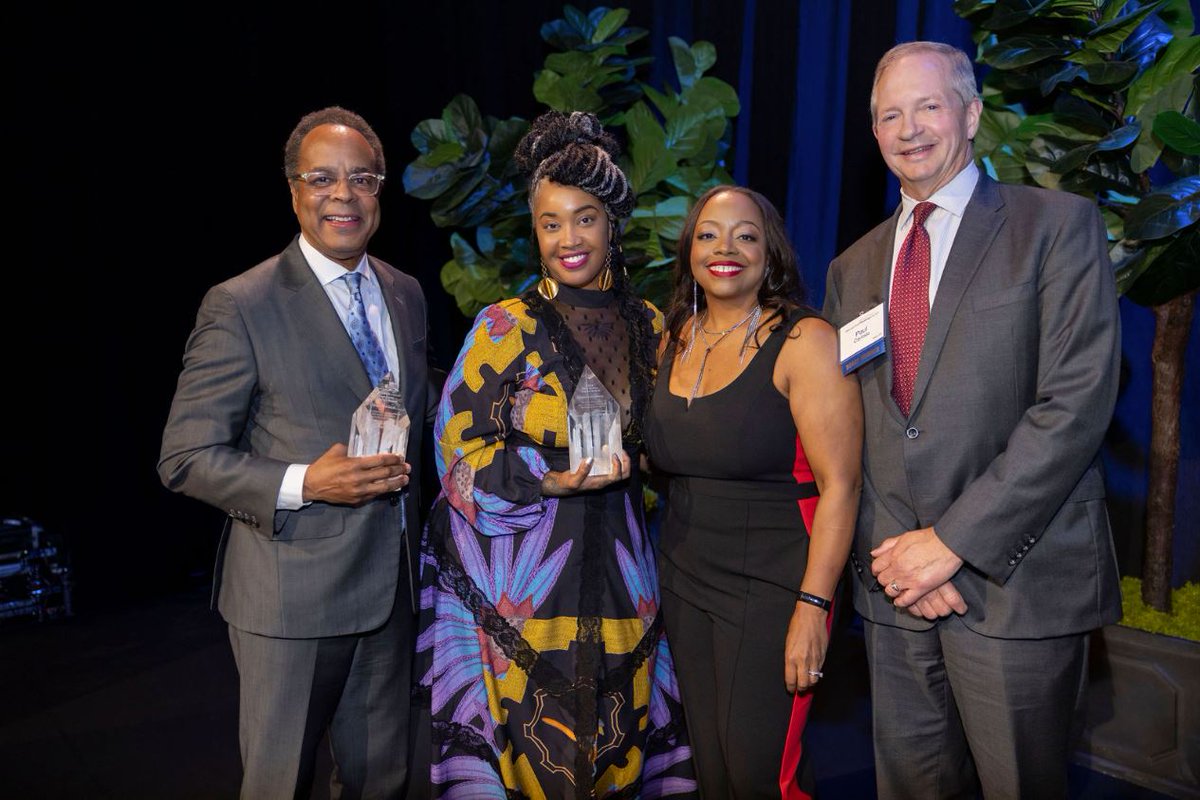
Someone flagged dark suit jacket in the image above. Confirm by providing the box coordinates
[824,175,1122,638]
[159,237,434,638]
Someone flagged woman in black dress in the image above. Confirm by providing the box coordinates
[644,185,863,798]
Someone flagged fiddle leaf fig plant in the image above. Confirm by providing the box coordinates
[402,4,739,316]
[954,0,1199,612]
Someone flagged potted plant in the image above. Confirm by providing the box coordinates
[952,1,1199,793]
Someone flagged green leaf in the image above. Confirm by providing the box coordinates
[1125,227,1200,305]
[1050,122,1142,172]
[440,234,507,317]
[669,36,699,89]
[982,0,1055,31]
[486,118,530,175]
[1154,110,1200,156]
[974,105,1024,158]
[540,19,585,50]
[689,76,741,117]
[1100,206,1127,241]
[424,141,466,168]
[691,41,717,76]
[953,0,993,19]
[544,51,601,81]
[1039,60,1138,95]
[624,101,676,193]
[564,4,589,37]
[410,118,450,154]
[533,69,604,113]
[664,165,727,198]
[1063,152,1140,193]
[430,163,492,227]
[979,35,1078,69]
[592,7,629,43]
[402,157,466,200]
[1112,239,1166,295]
[1124,177,1200,240]
[1130,73,1195,172]
[641,83,680,119]
[662,104,716,161]
[1157,0,1196,37]
[1087,1,1165,54]
[1127,37,1200,124]
[1094,122,1142,152]
[443,94,485,147]
[990,148,1035,185]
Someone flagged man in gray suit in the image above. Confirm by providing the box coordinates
[823,42,1121,798]
[159,106,434,799]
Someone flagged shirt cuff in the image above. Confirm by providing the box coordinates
[277,463,311,510]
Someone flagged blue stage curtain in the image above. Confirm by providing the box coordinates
[784,1,852,309]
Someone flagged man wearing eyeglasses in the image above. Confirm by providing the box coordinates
[159,106,434,799]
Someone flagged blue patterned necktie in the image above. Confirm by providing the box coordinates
[344,271,390,387]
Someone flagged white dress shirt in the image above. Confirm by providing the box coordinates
[277,237,401,510]
[888,160,980,312]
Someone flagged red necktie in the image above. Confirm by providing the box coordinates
[890,201,936,417]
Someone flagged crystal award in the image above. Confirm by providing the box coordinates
[348,374,410,457]
[567,366,623,476]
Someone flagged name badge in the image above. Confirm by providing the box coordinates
[839,303,886,374]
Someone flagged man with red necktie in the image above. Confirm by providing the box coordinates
[823,41,1122,799]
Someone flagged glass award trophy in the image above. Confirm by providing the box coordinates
[348,374,410,457]
[567,366,622,476]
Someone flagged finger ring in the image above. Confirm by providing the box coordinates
[807,670,823,678]
[889,581,901,593]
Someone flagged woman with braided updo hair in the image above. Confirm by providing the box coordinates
[416,110,697,797]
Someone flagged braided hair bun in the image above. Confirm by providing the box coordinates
[514,111,634,219]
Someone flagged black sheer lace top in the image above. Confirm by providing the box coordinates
[550,284,633,431]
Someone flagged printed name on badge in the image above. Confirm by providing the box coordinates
[839,303,886,375]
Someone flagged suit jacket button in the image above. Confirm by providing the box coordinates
[1008,557,1018,566]
[905,427,919,439]
[390,493,401,507]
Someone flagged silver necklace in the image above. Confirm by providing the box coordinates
[682,305,761,405]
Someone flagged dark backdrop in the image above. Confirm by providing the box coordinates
[7,0,1197,611]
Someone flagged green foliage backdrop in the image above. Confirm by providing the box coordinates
[954,0,1198,612]
[402,5,740,317]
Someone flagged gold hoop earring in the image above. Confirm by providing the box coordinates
[537,261,559,300]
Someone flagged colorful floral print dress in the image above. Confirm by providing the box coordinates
[417,285,697,798]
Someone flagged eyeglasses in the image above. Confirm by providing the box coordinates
[292,171,385,197]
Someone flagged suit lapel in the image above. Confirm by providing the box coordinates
[909,176,1005,416]
[869,207,905,425]
[280,241,374,398]
[371,258,409,399]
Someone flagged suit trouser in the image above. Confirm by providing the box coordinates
[864,615,1087,800]
[228,589,418,800]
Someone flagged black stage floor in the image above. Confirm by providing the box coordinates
[0,583,1179,799]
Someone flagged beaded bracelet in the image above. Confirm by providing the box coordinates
[796,590,831,611]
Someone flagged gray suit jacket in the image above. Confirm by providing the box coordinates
[824,175,1122,638]
[159,237,434,638]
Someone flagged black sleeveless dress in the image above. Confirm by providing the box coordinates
[644,307,825,799]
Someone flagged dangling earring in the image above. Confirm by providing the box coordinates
[537,261,559,300]
[597,248,614,291]
[681,279,699,363]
